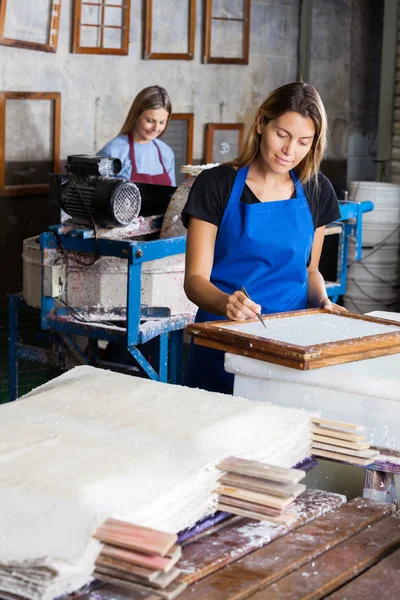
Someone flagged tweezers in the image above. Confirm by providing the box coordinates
[240,286,267,329]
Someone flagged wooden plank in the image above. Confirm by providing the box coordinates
[312,441,379,459]
[94,565,181,590]
[312,449,374,466]
[219,473,306,498]
[327,546,400,599]
[177,498,393,599]
[311,416,365,432]
[177,490,344,586]
[94,571,187,600]
[95,519,177,556]
[217,457,305,484]
[96,554,162,581]
[311,426,366,442]
[217,502,296,526]
[254,514,400,599]
[100,544,181,573]
[312,433,370,450]
[216,485,295,510]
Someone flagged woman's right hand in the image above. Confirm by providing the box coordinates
[225,290,262,321]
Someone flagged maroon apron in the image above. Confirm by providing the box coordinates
[128,132,172,185]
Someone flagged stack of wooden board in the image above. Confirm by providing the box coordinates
[215,456,306,525]
[311,416,380,466]
[93,519,186,599]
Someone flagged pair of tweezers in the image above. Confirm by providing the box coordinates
[240,286,267,329]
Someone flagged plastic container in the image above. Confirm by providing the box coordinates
[349,181,400,222]
[22,236,42,309]
[225,339,400,450]
[23,236,196,316]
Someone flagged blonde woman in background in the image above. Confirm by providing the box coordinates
[98,85,175,185]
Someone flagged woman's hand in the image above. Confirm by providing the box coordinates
[320,297,347,312]
[225,290,262,321]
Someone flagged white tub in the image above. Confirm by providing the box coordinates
[225,311,400,451]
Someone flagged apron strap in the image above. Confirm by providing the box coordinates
[127,132,138,180]
[153,140,168,175]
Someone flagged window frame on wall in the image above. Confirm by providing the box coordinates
[203,0,251,64]
[204,123,244,163]
[0,0,62,53]
[164,113,194,184]
[0,92,61,197]
[72,0,131,55]
[143,0,196,60]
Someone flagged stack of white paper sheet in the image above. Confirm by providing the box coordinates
[0,366,313,599]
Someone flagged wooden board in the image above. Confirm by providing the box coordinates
[219,473,306,498]
[217,457,305,484]
[216,485,295,510]
[216,502,296,526]
[254,514,400,599]
[95,519,177,556]
[312,448,374,466]
[310,416,365,432]
[312,441,379,459]
[177,489,344,585]
[186,308,400,370]
[312,433,370,450]
[311,426,366,443]
[176,498,393,599]
[327,546,400,599]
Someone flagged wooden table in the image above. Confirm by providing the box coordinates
[75,491,399,600]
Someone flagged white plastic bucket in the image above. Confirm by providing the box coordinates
[22,236,42,309]
[349,181,400,215]
[348,261,398,284]
[343,294,399,314]
[360,222,400,247]
[349,242,399,263]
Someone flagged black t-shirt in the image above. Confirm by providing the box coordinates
[181,164,341,230]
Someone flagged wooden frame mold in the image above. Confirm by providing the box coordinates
[0,0,62,53]
[72,0,131,55]
[0,91,61,197]
[203,0,250,64]
[143,0,196,60]
[204,122,244,163]
[187,309,400,371]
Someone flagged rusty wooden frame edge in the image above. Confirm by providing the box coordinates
[144,0,196,60]
[0,91,61,198]
[203,0,251,65]
[187,308,400,370]
[169,113,195,166]
[0,0,62,53]
[204,122,245,163]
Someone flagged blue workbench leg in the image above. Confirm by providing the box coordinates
[169,329,184,385]
[8,294,19,401]
[159,333,168,383]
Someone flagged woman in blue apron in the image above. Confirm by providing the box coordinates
[97,85,175,185]
[182,82,342,394]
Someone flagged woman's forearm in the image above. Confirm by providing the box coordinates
[184,274,229,316]
[307,269,328,308]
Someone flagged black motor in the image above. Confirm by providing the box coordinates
[50,155,142,227]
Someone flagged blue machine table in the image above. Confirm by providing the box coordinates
[8,221,194,401]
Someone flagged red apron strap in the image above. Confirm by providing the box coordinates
[127,132,139,181]
[153,140,168,175]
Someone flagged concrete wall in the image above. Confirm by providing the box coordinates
[0,0,384,303]
[309,0,383,193]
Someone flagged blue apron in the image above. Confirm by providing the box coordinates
[184,166,314,394]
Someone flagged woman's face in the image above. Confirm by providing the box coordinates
[257,111,315,174]
[134,108,170,143]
